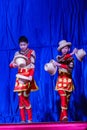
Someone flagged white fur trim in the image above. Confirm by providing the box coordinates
[25,105,31,109]
[27,120,32,123]
[18,93,22,96]
[30,56,35,63]
[19,106,24,109]
[31,50,36,57]
[62,116,68,120]
[16,74,32,81]
[23,91,30,97]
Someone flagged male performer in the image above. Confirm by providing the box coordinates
[10,36,38,123]
[53,40,77,121]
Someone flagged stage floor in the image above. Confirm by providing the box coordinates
[0,122,87,130]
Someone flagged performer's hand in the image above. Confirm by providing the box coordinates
[12,63,18,68]
[9,62,18,68]
[52,60,61,67]
[71,48,78,55]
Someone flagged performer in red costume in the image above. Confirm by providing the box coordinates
[53,40,78,121]
[9,36,38,123]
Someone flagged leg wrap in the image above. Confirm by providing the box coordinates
[23,92,32,121]
[18,92,25,121]
[19,108,26,121]
[58,90,69,121]
[26,107,32,121]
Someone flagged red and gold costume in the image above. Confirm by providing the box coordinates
[10,48,38,122]
[55,54,74,121]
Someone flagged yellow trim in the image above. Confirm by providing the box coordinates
[60,94,66,96]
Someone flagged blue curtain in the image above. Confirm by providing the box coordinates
[0,0,87,123]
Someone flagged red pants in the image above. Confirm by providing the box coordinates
[18,91,32,122]
[58,90,71,121]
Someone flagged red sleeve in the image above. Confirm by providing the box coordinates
[60,64,68,69]
[63,54,71,60]
[9,63,14,68]
[29,69,34,77]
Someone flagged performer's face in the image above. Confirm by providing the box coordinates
[19,42,28,51]
[61,46,70,55]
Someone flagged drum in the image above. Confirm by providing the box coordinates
[44,60,57,75]
[75,49,86,61]
[14,54,28,67]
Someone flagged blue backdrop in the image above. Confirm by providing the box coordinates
[0,0,87,123]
